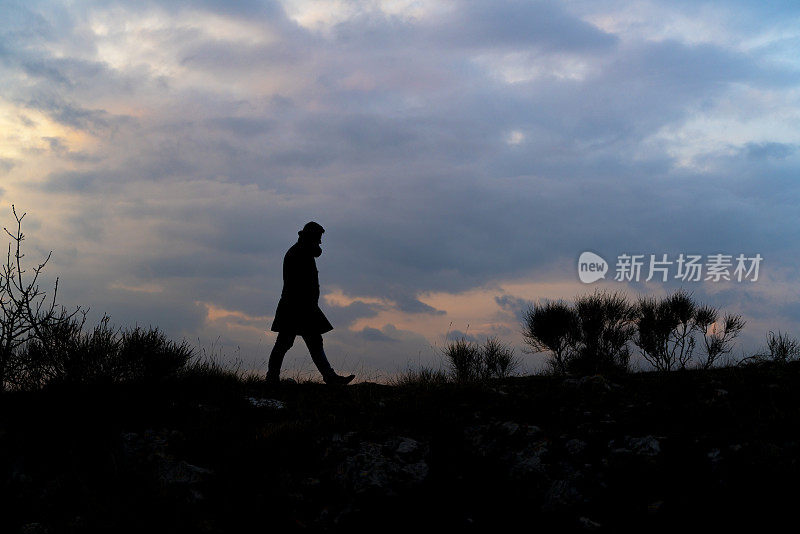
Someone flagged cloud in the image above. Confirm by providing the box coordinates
[2,0,800,371]
[0,158,16,173]
[743,141,796,160]
[436,0,618,52]
[494,295,531,324]
[325,299,385,327]
[357,326,397,343]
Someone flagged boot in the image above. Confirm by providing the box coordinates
[324,373,355,385]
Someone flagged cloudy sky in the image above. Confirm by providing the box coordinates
[2,0,799,377]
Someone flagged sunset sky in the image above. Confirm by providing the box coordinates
[2,0,799,376]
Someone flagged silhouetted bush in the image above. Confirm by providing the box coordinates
[0,206,194,391]
[0,207,87,391]
[765,331,800,362]
[443,338,483,382]
[634,290,697,371]
[441,336,519,382]
[178,353,245,395]
[391,366,450,387]
[741,330,800,366]
[693,304,745,369]
[526,289,746,375]
[117,325,194,382]
[481,336,519,379]
[16,313,115,388]
[572,290,637,375]
[14,313,193,388]
[634,290,744,371]
[522,300,579,374]
[523,290,636,376]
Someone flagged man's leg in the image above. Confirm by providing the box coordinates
[266,331,295,383]
[302,334,355,384]
[301,333,336,380]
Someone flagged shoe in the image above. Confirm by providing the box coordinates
[324,373,355,385]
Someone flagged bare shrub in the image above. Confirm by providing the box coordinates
[1,206,194,390]
[438,335,520,383]
[634,290,697,371]
[523,290,636,376]
[572,290,637,375]
[740,330,800,366]
[443,337,483,382]
[481,336,519,379]
[391,366,450,387]
[522,300,578,375]
[525,289,745,375]
[765,331,800,362]
[695,306,745,369]
[0,206,82,390]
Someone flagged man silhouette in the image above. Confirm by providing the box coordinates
[266,222,355,385]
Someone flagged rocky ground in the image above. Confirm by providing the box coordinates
[2,362,799,532]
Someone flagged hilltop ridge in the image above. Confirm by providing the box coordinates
[2,362,799,532]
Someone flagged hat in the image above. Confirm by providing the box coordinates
[299,221,325,235]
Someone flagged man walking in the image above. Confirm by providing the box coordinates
[266,222,355,385]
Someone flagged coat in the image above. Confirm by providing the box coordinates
[270,241,333,335]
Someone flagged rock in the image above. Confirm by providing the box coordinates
[499,421,520,436]
[647,500,664,513]
[159,461,213,503]
[395,437,419,457]
[465,421,542,447]
[159,460,213,486]
[579,516,603,530]
[555,460,582,480]
[332,431,358,443]
[465,421,551,481]
[543,479,584,511]
[196,403,220,414]
[626,436,661,457]
[336,436,429,496]
[607,436,662,473]
[19,523,48,534]
[526,425,544,438]
[563,374,622,392]
[707,448,724,472]
[579,375,621,392]
[463,423,496,453]
[68,516,87,530]
[247,397,286,410]
[565,439,588,456]
[465,421,551,480]
[511,442,549,478]
[303,477,321,487]
[119,430,213,503]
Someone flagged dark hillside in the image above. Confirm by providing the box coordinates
[3,362,799,532]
